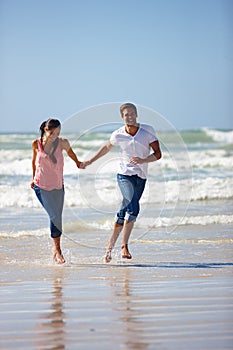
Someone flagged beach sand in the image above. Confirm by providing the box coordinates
[1,225,233,350]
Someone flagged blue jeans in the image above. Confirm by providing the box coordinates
[115,174,146,224]
[34,185,64,238]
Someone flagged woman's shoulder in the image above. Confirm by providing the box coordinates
[32,138,39,148]
[60,137,70,150]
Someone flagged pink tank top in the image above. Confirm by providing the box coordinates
[34,138,64,190]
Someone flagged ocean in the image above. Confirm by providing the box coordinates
[0,127,232,258]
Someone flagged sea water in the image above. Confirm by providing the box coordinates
[0,127,233,260]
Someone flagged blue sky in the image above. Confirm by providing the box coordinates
[0,0,232,132]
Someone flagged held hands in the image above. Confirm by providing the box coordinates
[78,162,86,169]
[78,160,92,169]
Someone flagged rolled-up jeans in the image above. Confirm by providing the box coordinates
[34,184,64,238]
[115,174,146,225]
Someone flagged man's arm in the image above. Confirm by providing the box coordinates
[88,141,113,164]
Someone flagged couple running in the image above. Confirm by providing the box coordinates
[31,103,162,264]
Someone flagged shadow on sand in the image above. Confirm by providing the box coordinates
[68,262,233,269]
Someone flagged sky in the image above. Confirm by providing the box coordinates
[0,0,232,132]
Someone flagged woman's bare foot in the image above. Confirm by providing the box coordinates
[52,237,65,264]
[121,244,132,259]
[53,250,66,264]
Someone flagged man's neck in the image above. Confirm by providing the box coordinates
[125,123,139,136]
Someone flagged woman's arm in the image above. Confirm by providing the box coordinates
[62,139,82,168]
[30,139,38,188]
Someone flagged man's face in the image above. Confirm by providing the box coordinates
[122,107,137,126]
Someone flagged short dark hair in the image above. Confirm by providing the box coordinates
[120,103,137,117]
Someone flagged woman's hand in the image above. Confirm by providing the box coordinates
[30,180,35,189]
[79,160,91,169]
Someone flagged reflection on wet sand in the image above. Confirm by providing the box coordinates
[108,268,149,349]
[35,270,66,350]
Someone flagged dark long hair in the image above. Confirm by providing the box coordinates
[39,119,61,163]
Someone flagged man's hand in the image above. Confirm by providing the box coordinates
[130,157,144,164]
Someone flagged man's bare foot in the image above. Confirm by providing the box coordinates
[53,250,66,264]
[121,244,132,259]
[104,248,112,263]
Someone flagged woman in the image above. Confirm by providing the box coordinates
[31,118,84,264]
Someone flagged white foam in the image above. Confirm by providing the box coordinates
[0,228,48,238]
[189,149,233,169]
[203,128,233,144]
[63,214,233,232]
[1,176,232,209]
[0,130,232,210]
[139,214,233,228]
[1,214,232,238]
[144,177,233,204]
[0,133,232,178]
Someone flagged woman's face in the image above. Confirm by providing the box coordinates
[45,127,61,141]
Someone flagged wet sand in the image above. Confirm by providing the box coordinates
[1,229,233,350]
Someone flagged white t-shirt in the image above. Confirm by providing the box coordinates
[110,123,157,179]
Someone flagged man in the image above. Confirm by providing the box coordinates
[86,103,162,262]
